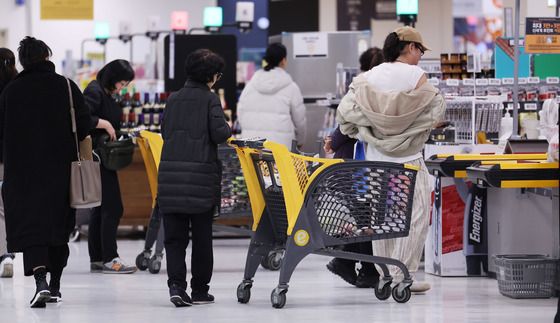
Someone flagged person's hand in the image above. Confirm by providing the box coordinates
[323,136,334,154]
[434,121,451,129]
[98,119,116,141]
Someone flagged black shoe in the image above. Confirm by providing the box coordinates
[326,259,357,286]
[169,286,192,307]
[47,290,62,303]
[191,292,215,305]
[355,268,379,288]
[30,268,50,308]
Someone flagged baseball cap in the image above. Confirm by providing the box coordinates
[394,26,431,51]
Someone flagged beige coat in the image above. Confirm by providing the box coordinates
[336,74,445,158]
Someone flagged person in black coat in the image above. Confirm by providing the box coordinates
[323,47,384,289]
[157,49,231,307]
[0,47,18,277]
[0,37,91,307]
[83,60,137,274]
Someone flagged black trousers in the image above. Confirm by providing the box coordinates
[88,166,123,263]
[23,244,69,277]
[163,210,213,293]
[338,241,380,275]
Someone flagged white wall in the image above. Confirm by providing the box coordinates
[317,0,454,58]
[0,0,216,71]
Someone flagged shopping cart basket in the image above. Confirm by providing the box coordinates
[135,131,254,273]
[229,138,419,308]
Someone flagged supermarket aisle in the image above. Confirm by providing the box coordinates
[0,239,556,323]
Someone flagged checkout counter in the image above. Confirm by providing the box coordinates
[425,148,558,276]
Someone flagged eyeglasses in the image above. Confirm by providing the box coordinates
[416,45,425,57]
[119,80,130,87]
[216,72,223,81]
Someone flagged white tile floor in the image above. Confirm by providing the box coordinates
[0,239,557,323]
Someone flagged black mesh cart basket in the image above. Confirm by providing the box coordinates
[229,139,419,308]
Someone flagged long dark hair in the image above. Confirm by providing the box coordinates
[382,32,414,63]
[263,43,287,71]
[97,59,135,92]
[0,48,17,93]
[18,36,52,69]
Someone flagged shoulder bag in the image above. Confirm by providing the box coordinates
[67,78,102,208]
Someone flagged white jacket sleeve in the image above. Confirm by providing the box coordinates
[289,83,307,146]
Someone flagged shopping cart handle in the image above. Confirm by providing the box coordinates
[228,138,266,149]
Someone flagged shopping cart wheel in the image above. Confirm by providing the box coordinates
[69,228,80,242]
[391,285,411,303]
[271,288,287,309]
[374,282,392,301]
[135,250,151,271]
[261,251,283,271]
[148,255,162,274]
[237,282,252,304]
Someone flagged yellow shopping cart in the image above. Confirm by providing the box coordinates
[229,138,420,308]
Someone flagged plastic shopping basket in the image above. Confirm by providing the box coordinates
[229,138,419,308]
[493,254,558,299]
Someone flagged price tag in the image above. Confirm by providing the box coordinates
[546,77,560,84]
[489,78,502,86]
[506,103,520,111]
[476,79,489,86]
[524,103,538,110]
[428,78,440,86]
[528,77,540,84]
[463,78,475,86]
[518,77,528,84]
[446,79,460,86]
[502,78,514,85]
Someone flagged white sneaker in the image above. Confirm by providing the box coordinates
[409,281,431,293]
[0,256,13,278]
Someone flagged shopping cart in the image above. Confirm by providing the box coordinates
[229,138,419,308]
[134,131,254,274]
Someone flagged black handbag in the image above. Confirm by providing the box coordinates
[95,132,135,171]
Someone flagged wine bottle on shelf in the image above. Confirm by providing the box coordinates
[149,93,159,132]
[142,92,151,128]
[120,93,131,135]
[132,92,143,127]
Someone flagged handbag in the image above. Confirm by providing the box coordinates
[95,132,135,171]
[67,78,102,209]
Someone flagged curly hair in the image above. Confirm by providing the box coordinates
[184,49,225,83]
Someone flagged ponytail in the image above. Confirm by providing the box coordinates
[263,43,287,72]
[382,32,410,63]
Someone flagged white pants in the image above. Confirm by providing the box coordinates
[372,157,432,280]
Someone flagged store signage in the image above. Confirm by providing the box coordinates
[236,2,254,22]
[502,78,514,85]
[546,77,560,84]
[528,77,541,84]
[372,0,396,20]
[396,0,418,15]
[41,0,93,20]
[475,79,489,86]
[446,79,460,87]
[525,17,560,54]
[337,0,374,31]
[171,11,189,31]
[293,32,328,58]
[525,103,538,111]
[203,7,223,27]
[94,22,110,40]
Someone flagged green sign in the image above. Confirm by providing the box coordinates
[204,7,223,27]
[396,0,418,15]
[95,22,110,39]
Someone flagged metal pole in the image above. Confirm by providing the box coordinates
[130,38,134,63]
[511,0,521,139]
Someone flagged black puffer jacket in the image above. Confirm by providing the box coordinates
[157,80,231,215]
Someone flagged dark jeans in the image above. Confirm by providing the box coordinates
[338,241,380,275]
[88,166,123,263]
[163,210,213,293]
[23,244,69,277]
